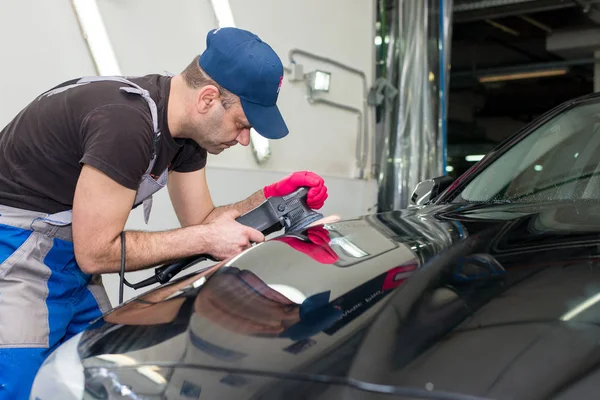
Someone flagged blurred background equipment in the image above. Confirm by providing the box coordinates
[375,0,600,210]
[447,0,600,178]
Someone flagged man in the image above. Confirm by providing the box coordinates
[0,27,328,398]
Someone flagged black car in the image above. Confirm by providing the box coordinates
[31,93,600,400]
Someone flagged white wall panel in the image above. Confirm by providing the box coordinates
[96,0,218,75]
[0,0,97,126]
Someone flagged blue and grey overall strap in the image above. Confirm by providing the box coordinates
[76,76,160,138]
[75,76,161,172]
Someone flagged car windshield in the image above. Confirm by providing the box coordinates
[452,98,600,204]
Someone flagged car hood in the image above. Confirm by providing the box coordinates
[53,201,600,398]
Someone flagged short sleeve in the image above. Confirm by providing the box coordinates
[170,140,208,173]
[79,105,154,189]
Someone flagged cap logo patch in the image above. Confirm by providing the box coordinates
[277,76,283,93]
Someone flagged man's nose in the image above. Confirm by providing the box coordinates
[237,129,251,146]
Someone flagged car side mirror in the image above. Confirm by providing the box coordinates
[409,175,454,207]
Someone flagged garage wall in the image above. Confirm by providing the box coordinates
[0,0,378,307]
[0,0,97,124]
[96,0,218,76]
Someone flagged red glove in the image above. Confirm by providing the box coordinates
[264,171,328,210]
[275,226,339,264]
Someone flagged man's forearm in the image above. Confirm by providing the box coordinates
[77,225,210,274]
[205,189,266,221]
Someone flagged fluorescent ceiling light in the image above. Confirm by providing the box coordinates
[484,18,519,37]
[137,366,167,385]
[465,154,485,162]
[192,276,207,288]
[97,354,136,365]
[561,292,600,321]
[71,0,121,76]
[210,0,236,27]
[96,355,166,385]
[417,190,433,205]
[268,284,306,303]
[479,68,568,83]
[208,1,271,165]
[446,165,454,172]
[374,36,382,46]
[330,237,368,258]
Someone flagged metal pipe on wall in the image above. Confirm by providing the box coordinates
[377,0,453,212]
[289,49,370,178]
[441,0,454,172]
[307,97,364,172]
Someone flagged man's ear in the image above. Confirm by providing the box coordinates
[196,85,220,114]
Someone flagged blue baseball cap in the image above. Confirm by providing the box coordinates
[199,27,289,140]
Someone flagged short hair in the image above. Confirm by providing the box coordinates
[181,55,237,109]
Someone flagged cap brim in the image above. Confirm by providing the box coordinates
[241,98,289,140]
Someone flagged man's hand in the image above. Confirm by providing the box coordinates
[72,165,264,274]
[200,210,265,260]
[263,171,328,209]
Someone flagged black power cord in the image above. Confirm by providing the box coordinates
[115,188,316,303]
[118,231,138,303]
[119,231,126,304]
[118,231,205,304]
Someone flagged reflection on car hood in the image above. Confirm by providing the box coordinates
[75,201,600,399]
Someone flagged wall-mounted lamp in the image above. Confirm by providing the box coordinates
[287,48,371,178]
[306,70,331,92]
[71,0,121,76]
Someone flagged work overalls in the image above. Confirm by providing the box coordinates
[0,76,168,399]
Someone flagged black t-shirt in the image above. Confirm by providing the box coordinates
[0,74,206,213]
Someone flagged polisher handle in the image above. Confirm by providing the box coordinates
[124,187,322,291]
